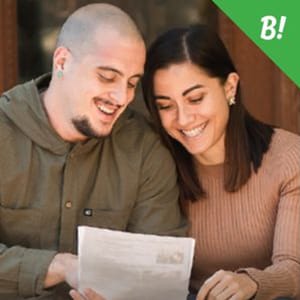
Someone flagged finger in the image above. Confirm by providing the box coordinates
[208,274,238,299]
[207,279,229,297]
[214,286,236,300]
[69,289,86,300]
[197,273,222,300]
[197,270,229,300]
[228,292,244,300]
[84,288,106,300]
[197,278,214,300]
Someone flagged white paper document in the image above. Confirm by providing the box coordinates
[78,226,195,300]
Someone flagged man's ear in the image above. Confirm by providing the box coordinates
[53,47,71,71]
[224,72,239,99]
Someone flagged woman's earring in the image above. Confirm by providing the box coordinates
[228,96,236,106]
[57,69,64,79]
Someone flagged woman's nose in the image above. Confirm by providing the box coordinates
[177,106,194,126]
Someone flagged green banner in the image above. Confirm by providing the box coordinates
[212,0,300,87]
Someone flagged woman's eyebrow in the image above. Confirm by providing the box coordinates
[154,84,204,100]
[154,95,170,100]
[182,84,203,96]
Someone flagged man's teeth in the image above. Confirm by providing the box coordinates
[97,104,115,115]
[182,123,206,137]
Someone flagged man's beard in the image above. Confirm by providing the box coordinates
[72,116,110,139]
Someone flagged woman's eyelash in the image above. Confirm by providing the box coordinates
[157,104,172,110]
[190,97,203,103]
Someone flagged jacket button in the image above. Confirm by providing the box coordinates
[83,208,93,216]
[65,201,72,208]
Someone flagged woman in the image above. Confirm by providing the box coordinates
[142,24,300,300]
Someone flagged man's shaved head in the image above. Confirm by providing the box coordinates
[56,3,143,56]
[47,3,146,142]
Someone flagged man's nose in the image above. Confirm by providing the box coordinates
[109,85,129,106]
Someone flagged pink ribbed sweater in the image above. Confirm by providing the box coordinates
[186,129,300,300]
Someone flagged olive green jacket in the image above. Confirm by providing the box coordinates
[0,75,186,299]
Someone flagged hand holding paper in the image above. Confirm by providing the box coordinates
[78,226,195,300]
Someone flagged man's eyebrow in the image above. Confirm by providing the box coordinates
[97,66,122,76]
[97,66,143,79]
[182,84,203,96]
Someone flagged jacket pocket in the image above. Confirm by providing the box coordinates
[0,206,41,248]
[78,209,131,231]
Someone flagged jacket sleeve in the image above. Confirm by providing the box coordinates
[0,109,58,297]
[0,244,57,297]
[238,141,300,300]
[127,135,187,237]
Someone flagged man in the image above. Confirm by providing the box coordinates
[0,4,186,300]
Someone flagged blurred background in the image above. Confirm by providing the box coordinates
[0,0,299,133]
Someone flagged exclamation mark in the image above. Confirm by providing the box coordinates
[277,16,287,39]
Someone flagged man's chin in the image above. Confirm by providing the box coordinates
[72,117,115,139]
[93,125,114,138]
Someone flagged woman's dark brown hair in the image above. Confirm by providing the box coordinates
[142,24,274,201]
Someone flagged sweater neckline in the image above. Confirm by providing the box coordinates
[196,161,224,177]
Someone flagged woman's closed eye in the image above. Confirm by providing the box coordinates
[157,102,174,110]
[189,96,204,104]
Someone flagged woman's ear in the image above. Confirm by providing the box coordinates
[224,72,239,100]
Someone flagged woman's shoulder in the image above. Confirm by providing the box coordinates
[265,128,300,169]
[270,128,300,153]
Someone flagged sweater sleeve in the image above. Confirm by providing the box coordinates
[127,134,187,237]
[0,244,57,297]
[238,141,300,300]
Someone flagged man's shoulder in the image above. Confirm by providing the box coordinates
[0,74,49,105]
[113,107,157,140]
[0,79,36,138]
[110,107,169,157]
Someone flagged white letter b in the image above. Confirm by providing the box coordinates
[261,16,277,40]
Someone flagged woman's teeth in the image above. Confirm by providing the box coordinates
[181,123,207,137]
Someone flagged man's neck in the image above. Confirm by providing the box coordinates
[41,86,87,142]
